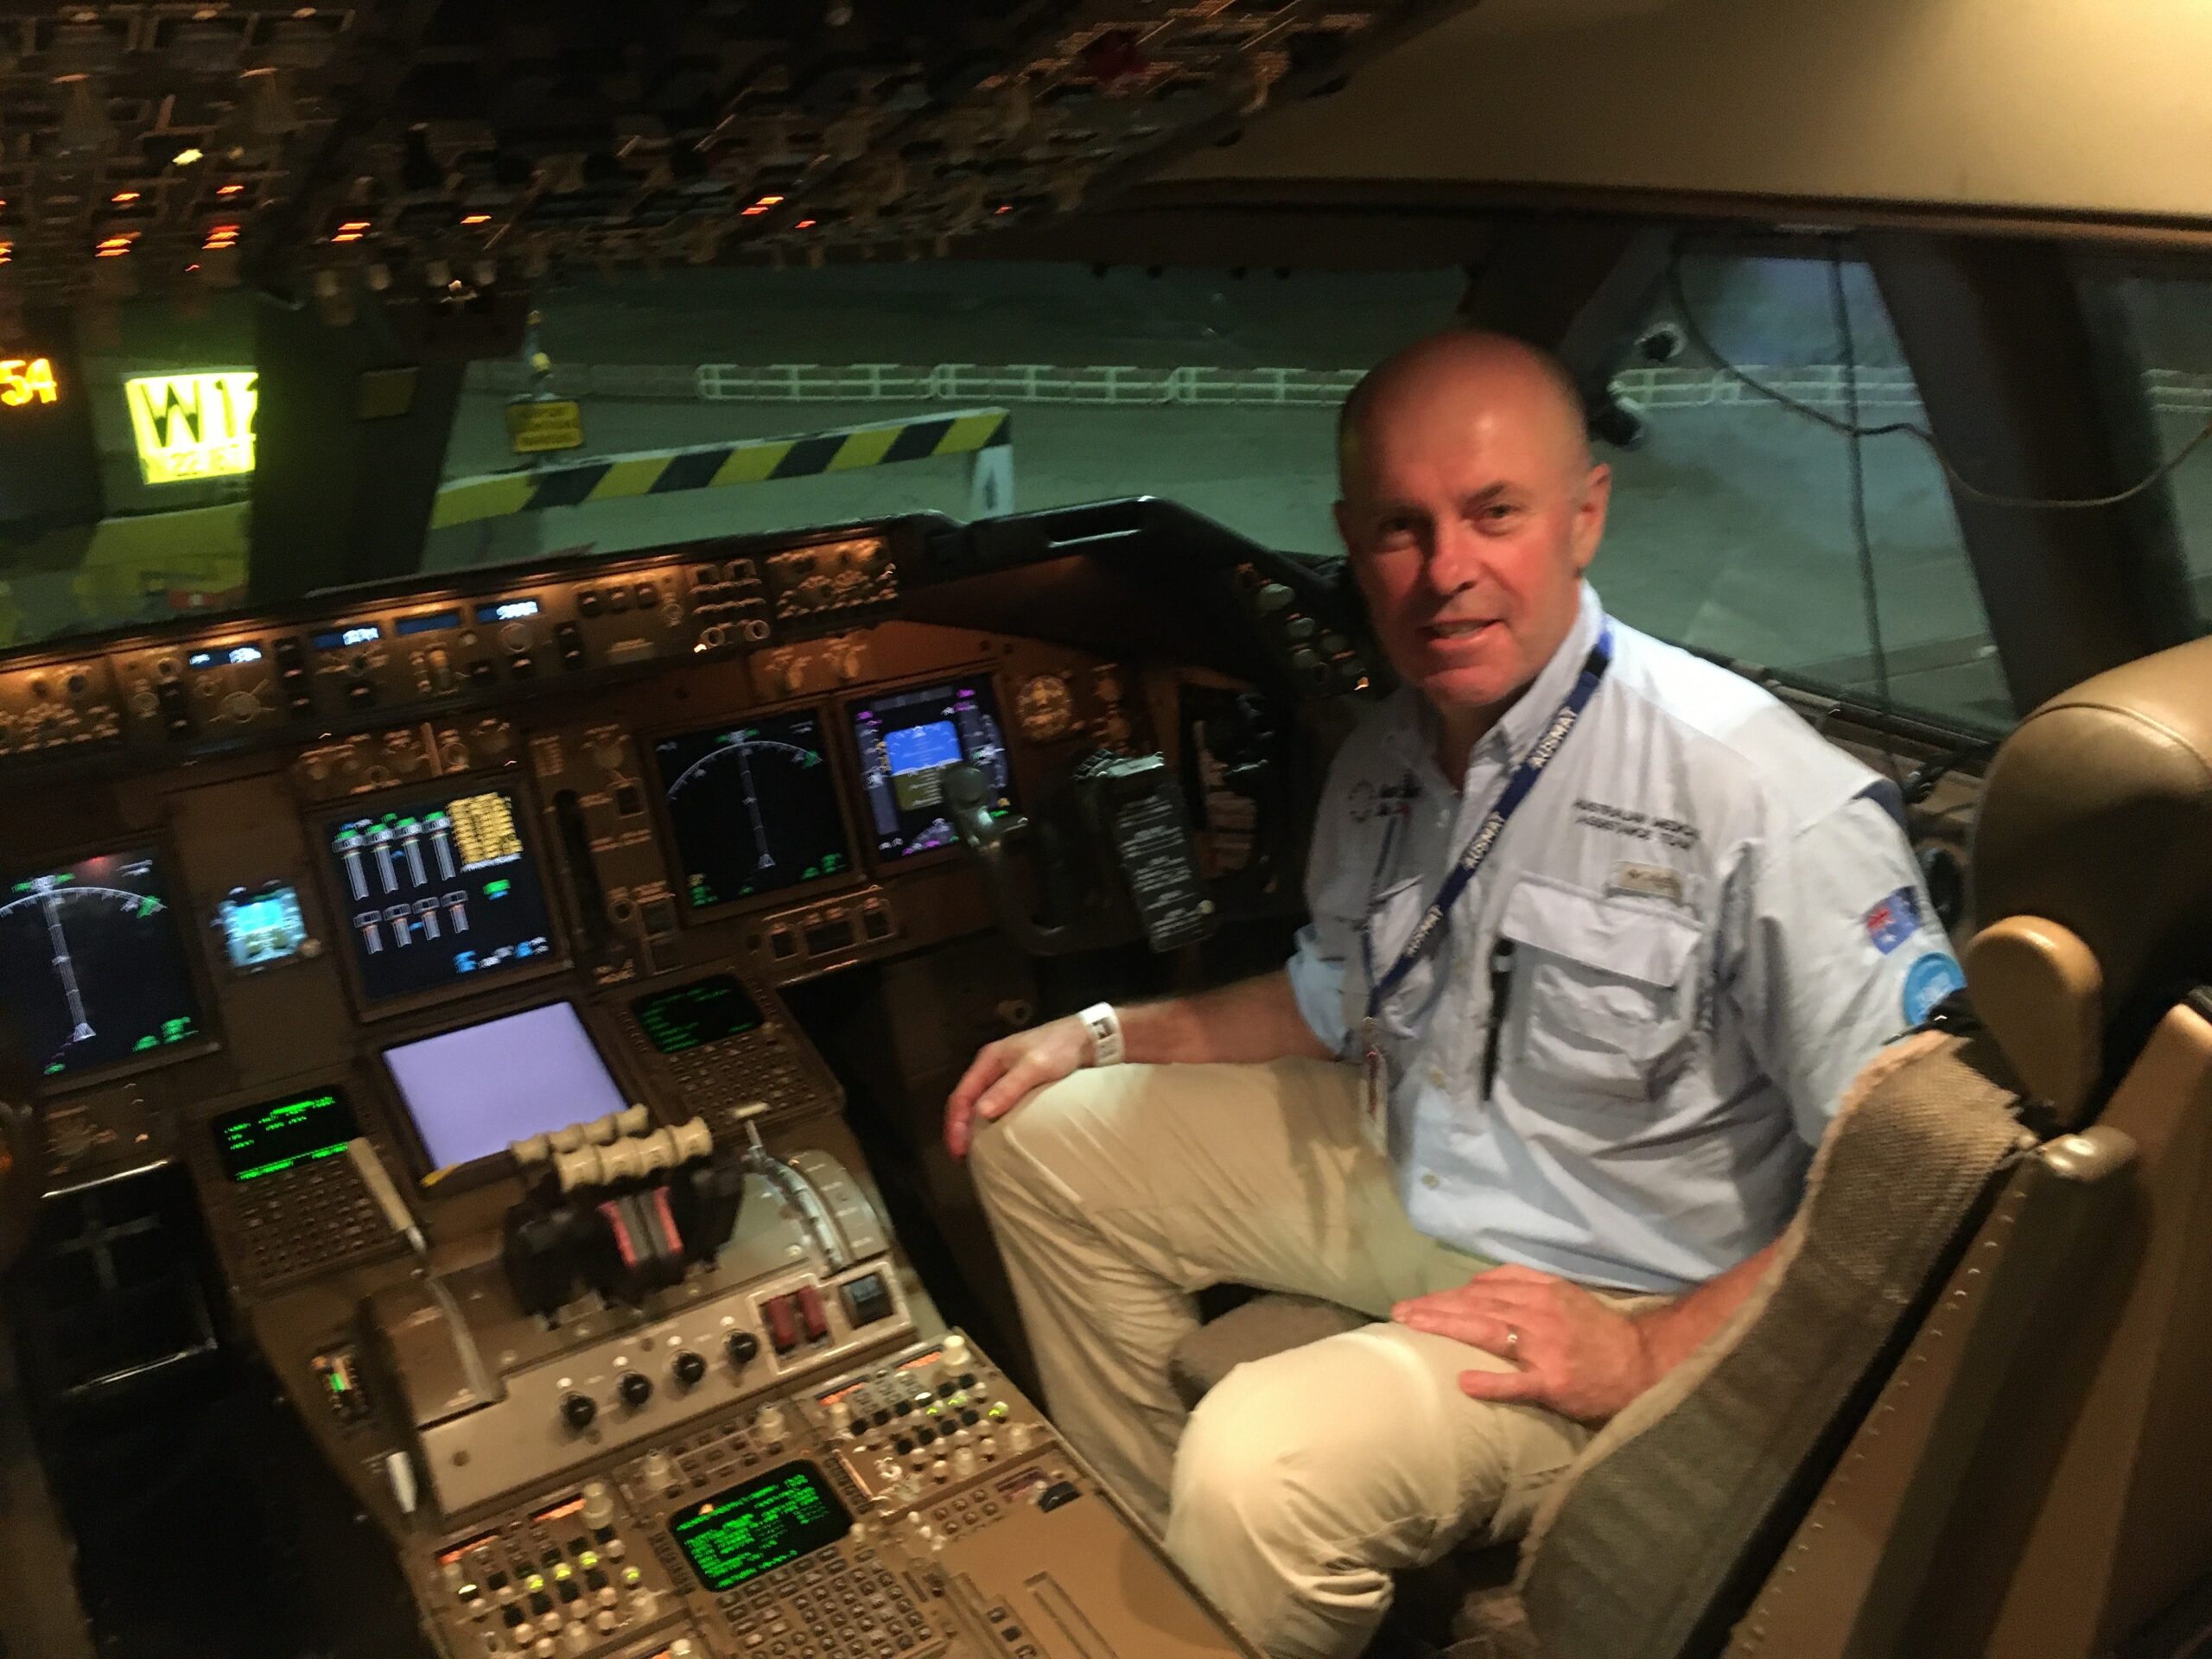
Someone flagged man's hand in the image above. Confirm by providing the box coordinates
[1392,1263,1660,1424]
[944,1016,1096,1159]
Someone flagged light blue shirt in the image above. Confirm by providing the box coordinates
[1287,584,1962,1293]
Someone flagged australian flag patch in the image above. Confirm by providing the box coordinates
[1863,887,1923,955]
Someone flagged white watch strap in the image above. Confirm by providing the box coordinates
[1078,1002,1125,1067]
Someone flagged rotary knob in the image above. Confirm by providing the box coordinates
[581,1480,614,1529]
[755,1403,786,1440]
[727,1332,760,1369]
[560,1392,598,1433]
[617,1371,653,1409]
[671,1351,707,1389]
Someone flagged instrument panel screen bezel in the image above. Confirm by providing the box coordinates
[0,838,221,1096]
[645,701,868,920]
[310,777,571,1022]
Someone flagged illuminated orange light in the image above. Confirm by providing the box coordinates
[461,212,490,226]
[757,194,785,207]
[0,244,12,264]
[338,219,370,232]
[995,203,1013,214]
[794,218,817,229]
[331,232,360,243]
[111,190,140,205]
[740,205,769,217]
[218,184,245,196]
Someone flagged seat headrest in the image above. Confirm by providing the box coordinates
[1968,635,2212,1118]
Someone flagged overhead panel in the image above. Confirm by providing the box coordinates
[0,0,1477,312]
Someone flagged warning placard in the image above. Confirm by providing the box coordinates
[505,398,584,454]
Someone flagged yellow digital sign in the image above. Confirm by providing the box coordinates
[124,370,258,485]
[1,358,60,408]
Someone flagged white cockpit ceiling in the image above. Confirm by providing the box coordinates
[1156,0,2212,226]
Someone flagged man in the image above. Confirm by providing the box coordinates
[945,331,1961,1659]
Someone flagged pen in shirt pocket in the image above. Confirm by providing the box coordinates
[1481,937,1516,1101]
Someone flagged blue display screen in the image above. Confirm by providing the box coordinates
[883,720,961,776]
[396,609,462,637]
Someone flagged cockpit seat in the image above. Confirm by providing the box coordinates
[1168,633,2212,1659]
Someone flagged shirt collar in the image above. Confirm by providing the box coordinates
[1383,582,1607,784]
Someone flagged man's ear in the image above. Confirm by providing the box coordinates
[1571,464,1611,573]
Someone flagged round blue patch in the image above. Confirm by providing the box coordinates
[1903,952,1967,1025]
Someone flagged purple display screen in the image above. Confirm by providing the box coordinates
[384,1003,628,1172]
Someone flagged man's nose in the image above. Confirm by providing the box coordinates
[1423,518,1484,597]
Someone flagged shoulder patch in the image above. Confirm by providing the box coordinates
[1863,886,1923,956]
[1903,952,1967,1024]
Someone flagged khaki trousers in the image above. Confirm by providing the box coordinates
[969,1058,1657,1659]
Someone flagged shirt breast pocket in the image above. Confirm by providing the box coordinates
[1499,878,1701,1102]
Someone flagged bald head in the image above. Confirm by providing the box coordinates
[1337,330,1592,500]
[1332,329,1612,768]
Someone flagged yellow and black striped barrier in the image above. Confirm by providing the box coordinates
[430,407,1012,530]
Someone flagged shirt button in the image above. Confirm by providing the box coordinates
[1421,1172,1441,1189]
[1427,1067,1447,1087]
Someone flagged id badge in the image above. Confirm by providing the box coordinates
[1358,1016,1391,1155]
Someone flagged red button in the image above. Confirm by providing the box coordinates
[762,1294,798,1355]
[798,1285,828,1343]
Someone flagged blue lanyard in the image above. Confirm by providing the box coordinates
[1363,624,1614,1023]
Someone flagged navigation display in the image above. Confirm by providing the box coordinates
[849,678,1014,861]
[212,1090,359,1182]
[384,1003,628,1173]
[669,1462,852,1592]
[632,976,764,1054]
[323,785,556,1007]
[0,849,207,1083]
[653,709,853,911]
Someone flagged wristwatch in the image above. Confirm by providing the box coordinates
[1078,1002,1126,1067]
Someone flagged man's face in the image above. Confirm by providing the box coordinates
[1336,367,1610,720]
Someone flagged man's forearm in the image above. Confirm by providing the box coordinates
[1117,969,1335,1068]
[1630,1239,1779,1384]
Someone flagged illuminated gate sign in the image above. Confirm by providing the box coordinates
[124,370,258,485]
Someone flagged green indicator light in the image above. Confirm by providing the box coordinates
[133,1034,156,1052]
[525,1575,544,1593]
[621,1567,642,1587]
[578,1551,598,1569]
[552,1564,571,1581]
[924,1403,942,1418]
[327,1371,347,1395]
[950,1394,968,1410]
[485,879,511,898]
[987,1402,1008,1421]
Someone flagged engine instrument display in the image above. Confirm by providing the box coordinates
[0,849,207,1082]
[653,709,853,911]
[669,1461,853,1592]
[384,1002,629,1173]
[632,975,765,1054]
[323,785,556,1007]
[213,882,311,973]
[850,677,1014,861]
[212,1090,359,1183]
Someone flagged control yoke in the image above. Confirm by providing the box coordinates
[946,750,1219,957]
